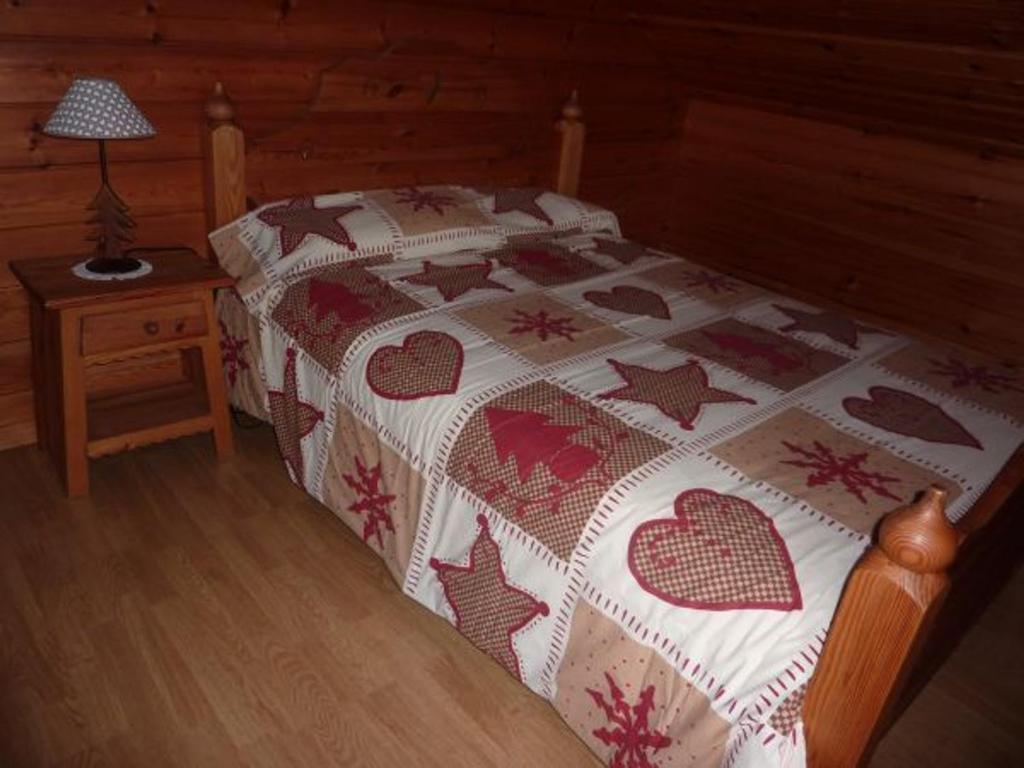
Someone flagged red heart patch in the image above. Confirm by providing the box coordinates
[628,488,801,611]
[583,285,671,320]
[843,386,982,449]
[367,331,464,401]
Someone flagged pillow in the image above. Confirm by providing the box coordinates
[208,185,621,309]
[471,186,621,238]
[209,185,506,308]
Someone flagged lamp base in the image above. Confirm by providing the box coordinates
[83,256,143,275]
[72,257,152,282]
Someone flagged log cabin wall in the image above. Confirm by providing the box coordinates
[2,2,1023,452]
[646,2,1024,362]
[0,0,683,450]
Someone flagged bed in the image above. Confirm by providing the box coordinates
[201,82,1024,768]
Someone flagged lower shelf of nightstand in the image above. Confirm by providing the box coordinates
[86,381,213,458]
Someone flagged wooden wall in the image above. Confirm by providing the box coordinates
[672,101,1024,360]
[648,2,1024,361]
[0,0,683,450]
[2,1,1023,451]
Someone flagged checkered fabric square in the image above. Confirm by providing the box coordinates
[270,262,425,373]
[447,380,670,561]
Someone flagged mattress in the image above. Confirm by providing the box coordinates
[212,189,1024,767]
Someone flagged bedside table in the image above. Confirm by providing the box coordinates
[10,250,235,496]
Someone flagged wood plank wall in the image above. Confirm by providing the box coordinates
[645,1,1024,361]
[0,0,683,450]
[2,1,1023,451]
[674,101,1024,360]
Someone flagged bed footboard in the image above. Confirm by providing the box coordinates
[803,486,959,766]
[804,446,1024,768]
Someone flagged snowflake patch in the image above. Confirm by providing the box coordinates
[343,457,397,548]
[586,672,673,768]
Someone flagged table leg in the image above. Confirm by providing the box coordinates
[59,310,88,496]
[28,299,48,453]
[200,293,234,459]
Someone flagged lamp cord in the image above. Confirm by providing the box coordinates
[230,407,266,430]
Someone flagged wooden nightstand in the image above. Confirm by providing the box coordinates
[10,250,235,496]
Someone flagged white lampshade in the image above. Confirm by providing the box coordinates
[43,77,155,140]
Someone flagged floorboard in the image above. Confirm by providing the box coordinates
[0,427,1019,767]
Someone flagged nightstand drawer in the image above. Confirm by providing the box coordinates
[82,300,207,356]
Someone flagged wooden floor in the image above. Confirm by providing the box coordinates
[0,427,1020,767]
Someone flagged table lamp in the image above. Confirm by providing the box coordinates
[43,78,156,275]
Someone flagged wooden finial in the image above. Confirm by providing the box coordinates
[879,485,958,574]
[562,89,582,122]
[203,81,246,233]
[804,484,962,765]
[205,81,236,124]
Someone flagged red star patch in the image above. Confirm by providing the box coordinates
[257,197,363,259]
[601,359,755,430]
[591,237,651,265]
[267,348,324,481]
[401,260,512,302]
[489,187,554,225]
[429,515,549,681]
[774,304,880,350]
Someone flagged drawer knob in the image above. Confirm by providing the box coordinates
[175,320,186,333]
[144,321,159,335]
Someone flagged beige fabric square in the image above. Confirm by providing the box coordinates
[321,406,426,583]
[210,224,267,300]
[880,343,1024,423]
[364,186,491,236]
[554,601,730,768]
[215,289,268,421]
[711,408,960,533]
[457,294,628,366]
[640,261,764,308]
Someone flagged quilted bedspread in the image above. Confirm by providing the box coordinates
[213,197,1024,767]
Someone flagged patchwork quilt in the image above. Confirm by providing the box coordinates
[212,187,1024,768]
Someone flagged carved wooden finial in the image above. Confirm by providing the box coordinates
[562,89,582,122]
[205,81,236,124]
[878,485,958,574]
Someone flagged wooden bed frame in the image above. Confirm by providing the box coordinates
[200,82,1023,768]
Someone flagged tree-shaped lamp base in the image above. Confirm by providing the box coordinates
[83,254,144,275]
[83,140,142,276]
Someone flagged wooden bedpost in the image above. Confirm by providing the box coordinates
[203,82,247,237]
[803,486,960,767]
[555,90,585,197]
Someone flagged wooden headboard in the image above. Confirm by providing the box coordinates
[201,51,586,235]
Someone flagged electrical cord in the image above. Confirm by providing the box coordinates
[230,407,266,430]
